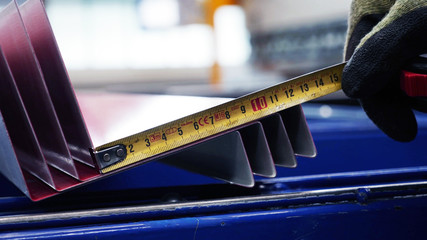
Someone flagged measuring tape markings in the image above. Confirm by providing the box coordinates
[95,63,345,173]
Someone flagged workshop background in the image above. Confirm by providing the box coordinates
[1,0,427,239]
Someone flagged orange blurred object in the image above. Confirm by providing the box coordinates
[204,0,239,85]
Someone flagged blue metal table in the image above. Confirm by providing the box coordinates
[1,103,426,239]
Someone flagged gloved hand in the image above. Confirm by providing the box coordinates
[342,0,427,142]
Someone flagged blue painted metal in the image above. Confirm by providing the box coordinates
[1,194,427,239]
[1,103,426,195]
[0,103,426,238]
[61,104,427,192]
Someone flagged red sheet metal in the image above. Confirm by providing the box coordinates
[0,0,316,201]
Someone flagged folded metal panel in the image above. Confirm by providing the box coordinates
[0,0,317,201]
[0,113,28,196]
[239,122,276,178]
[0,48,54,190]
[280,105,316,157]
[19,0,95,167]
[0,1,77,180]
[261,114,297,168]
[161,131,255,187]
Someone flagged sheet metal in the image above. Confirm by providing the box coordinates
[19,0,95,167]
[239,122,276,177]
[261,114,297,167]
[161,131,255,187]
[1,180,427,230]
[280,105,316,157]
[1,103,427,238]
[3,196,427,239]
[0,0,317,201]
[0,48,54,190]
[0,1,77,180]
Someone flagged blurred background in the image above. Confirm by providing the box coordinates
[11,0,352,97]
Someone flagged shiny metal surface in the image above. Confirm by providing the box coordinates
[261,114,297,167]
[0,48,54,190]
[0,1,77,180]
[1,180,426,225]
[20,0,95,167]
[161,130,255,187]
[239,122,276,177]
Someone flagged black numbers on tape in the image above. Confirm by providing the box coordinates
[145,138,150,147]
[285,89,294,98]
[330,73,339,83]
[128,144,135,153]
[315,78,324,88]
[270,94,278,103]
[300,83,309,93]
[162,133,167,141]
[194,122,199,130]
[178,127,183,135]
[225,111,231,119]
[240,106,246,114]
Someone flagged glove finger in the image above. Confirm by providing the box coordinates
[344,0,395,59]
[345,13,384,60]
[343,5,427,99]
[360,87,417,142]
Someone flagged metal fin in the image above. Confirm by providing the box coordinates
[0,1,78,180]
[0,47,54,192]
[160,131,255,187]
[280,105,317,157]
[239,122,276,178]
[261,114,297,168]
[19,0,95,168]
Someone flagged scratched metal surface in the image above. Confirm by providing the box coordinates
[3,197,424,240]
[1,174,427,239]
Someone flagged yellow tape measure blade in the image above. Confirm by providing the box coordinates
[94,62,345,173]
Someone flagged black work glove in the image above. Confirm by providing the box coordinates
[342,0,427,142]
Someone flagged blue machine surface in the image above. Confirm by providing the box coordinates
[1,103,427,239]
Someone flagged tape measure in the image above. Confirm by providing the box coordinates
[93,62,346,174]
